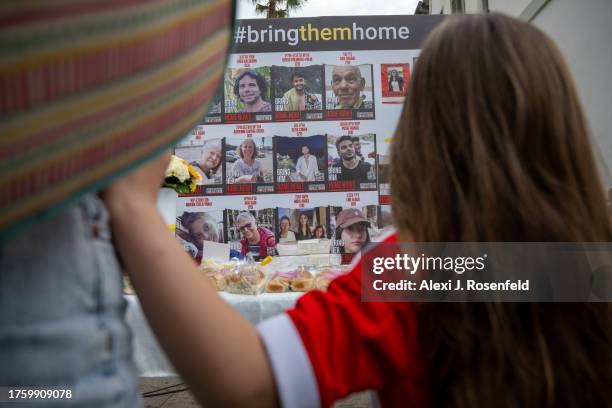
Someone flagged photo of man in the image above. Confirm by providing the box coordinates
[325,64,374,110]
[224,67,272,115]
[235,70,271,113]
[273,66,322,112]
[274,135,326,192]
[296,145,319,181]
[335,136,370,180]
[328,134,377,189]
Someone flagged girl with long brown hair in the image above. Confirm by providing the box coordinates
[390,13,612,407]
[104,13,612,407]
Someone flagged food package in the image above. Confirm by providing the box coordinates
[290,266,315,292]
[265,272,292,293]
[266,264,349,293]
[200,259,235,291]
[225,260,267,295]
[266,266,315,292]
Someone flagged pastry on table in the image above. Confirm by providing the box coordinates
[266,272,292,293]
[290,267,314,292]
[266,277,290,293]
[225,264,266,295]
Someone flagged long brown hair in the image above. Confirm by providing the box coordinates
[390,13,612,407]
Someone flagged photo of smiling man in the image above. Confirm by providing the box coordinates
[235,70,271,113]
[324,64,374,120]
[223,67,272,123]
[273,65,323,121]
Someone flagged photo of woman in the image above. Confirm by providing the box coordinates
[230,138,262,183]
[333,208,371,254]
[295,212,314,241]
[387,69,404,93]
[176,212,223,261]
[190,139,223,185]
[277,216,297,243]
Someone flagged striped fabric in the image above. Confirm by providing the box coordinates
[0,0,233,236]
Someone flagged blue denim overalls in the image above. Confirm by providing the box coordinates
[0,194,141,407]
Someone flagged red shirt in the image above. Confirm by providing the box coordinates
[240,226,276,258]
[286,233,428,407]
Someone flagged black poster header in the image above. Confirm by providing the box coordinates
[231,15,446,53]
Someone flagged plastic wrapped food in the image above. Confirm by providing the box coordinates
[266,266,323,292]
[200,259,235,291]
[290,266,315,292]
[266,272,291,293]
[225,261,266,295]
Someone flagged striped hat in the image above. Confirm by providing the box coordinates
[0,0,233,236]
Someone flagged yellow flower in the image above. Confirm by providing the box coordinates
[188,164,202,180]
[189,181,197,192]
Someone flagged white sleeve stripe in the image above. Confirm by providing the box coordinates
[258,314,321,408]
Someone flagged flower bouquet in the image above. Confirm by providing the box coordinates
[162,155,202,194]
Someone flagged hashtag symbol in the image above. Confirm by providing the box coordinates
[234,25,246,43]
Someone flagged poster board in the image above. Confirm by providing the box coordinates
[173,15,445,263]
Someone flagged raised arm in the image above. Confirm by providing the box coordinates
[102,152,278,407]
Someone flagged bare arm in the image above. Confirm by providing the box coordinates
[103,153,278,407]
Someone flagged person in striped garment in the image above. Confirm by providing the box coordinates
[0,1,231,406]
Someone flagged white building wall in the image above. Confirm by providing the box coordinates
[432,0,612,186]
[531,0,612,186]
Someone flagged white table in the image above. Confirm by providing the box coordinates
[125,292,303,377]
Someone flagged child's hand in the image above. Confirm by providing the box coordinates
[101,150,171,213]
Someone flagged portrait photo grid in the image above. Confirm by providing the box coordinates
[170,15,443,263]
